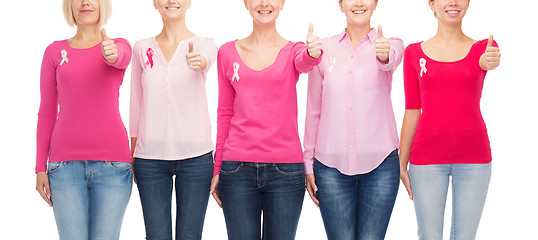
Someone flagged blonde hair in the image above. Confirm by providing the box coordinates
[63,0,112,27]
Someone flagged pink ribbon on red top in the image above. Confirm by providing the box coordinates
[145,48,154,68]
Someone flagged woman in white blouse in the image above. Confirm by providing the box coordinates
[129,0,217,239]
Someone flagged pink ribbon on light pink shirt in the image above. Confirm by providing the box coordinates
[145,48,154,68]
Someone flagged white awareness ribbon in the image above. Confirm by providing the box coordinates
[232,62,240,82]
[329,57,336,72]
[60,49,69,66]
[419,58,427,77]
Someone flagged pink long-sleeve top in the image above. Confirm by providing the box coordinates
[403,39,497,165]
[303,29,403,175]
[36,39,132,173]
[130,36,217,160]
[214,40,322,175]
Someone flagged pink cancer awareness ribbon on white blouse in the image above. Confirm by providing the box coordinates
[145,48,154,68]
[60,49,69,66]
[232,62,240,82]
[419,58,427,77]
[329,56,336,72]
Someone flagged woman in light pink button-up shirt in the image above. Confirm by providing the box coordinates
[129,0,217,239]
[303,0,403,239]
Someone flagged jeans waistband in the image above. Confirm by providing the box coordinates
[230,162,302,168]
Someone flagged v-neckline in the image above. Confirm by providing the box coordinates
[153,35,196,65]
[233,40,291,72]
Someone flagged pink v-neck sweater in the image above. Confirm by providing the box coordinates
[214,40,322,175]
[36,39,132,173]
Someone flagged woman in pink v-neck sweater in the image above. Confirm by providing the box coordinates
[209,0,322,239]
[212,40,321,175]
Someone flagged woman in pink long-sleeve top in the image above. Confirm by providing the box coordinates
[208,0,322,239]
[303,0,403,239]
[35,0,132,239]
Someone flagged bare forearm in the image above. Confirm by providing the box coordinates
[400,109,421,170]
[130,137,137,160]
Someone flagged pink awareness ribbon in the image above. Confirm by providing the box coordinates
[232,62,240,82]
[145,48,154,68]
[419,58,427,77]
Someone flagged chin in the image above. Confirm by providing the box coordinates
[253,16,279,25]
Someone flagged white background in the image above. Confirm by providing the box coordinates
[1,0,537,239]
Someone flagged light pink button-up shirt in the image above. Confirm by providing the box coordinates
[130,36,217,160]
[303,29,403,175]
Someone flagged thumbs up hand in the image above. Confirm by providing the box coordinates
[100,28,118,63]
[375,25,390,64]
[481,35,501,70]
[306,24,322,59]
[186,41,207,72]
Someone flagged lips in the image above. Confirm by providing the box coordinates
[80,9,94,13]
[445,10,460,14]
[258,10,272,14]
[352,10,366,14]
[165,6,180,10]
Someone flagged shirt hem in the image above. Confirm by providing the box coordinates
[48,156,132,163]
[221,152,303,163]
[410,158,492,165]
[134,148,213,161]
[315,147,399,175]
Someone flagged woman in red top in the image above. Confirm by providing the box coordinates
[399,0,501,239]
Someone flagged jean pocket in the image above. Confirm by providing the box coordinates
[274,163,304,176]
[105,161,132,171]
[47,161,63,174]
[220,161,242,175]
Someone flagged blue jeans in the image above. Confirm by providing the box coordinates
[218,161,306,240]
[134,152,213,240]
[409,163,492,240]
[47,160,133,240]
[314,149,400,240]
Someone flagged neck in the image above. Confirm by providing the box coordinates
[158,17,191,42]
[73,24,101,41]
[247,22,282,46]
[433,20,466,43]
[346,22,372,45]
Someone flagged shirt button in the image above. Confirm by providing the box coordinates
[350,55,353,59]
[349,70,352,74]
[349,107,353,111]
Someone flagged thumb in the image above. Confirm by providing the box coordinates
[101,28,107,42]
[308,23,314,37]
[377,24,384,39]
[487,34,494,48]
[188,41,194,53]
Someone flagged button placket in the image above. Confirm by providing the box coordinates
[165,66,171,105]
[347,48,357,171]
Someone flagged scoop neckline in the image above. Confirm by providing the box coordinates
[418,40,479,64]
[64,39,102,50]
